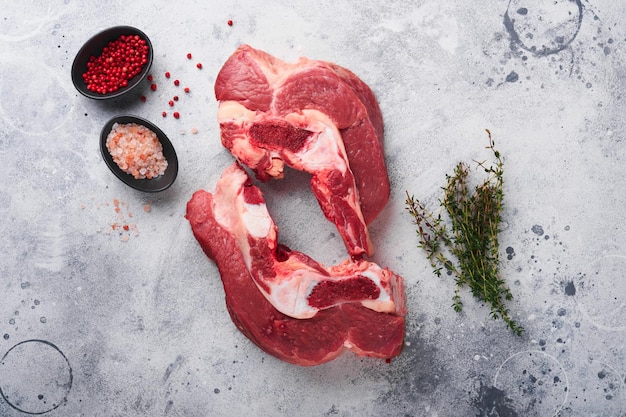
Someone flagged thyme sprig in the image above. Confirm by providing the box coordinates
[405,130,523,336]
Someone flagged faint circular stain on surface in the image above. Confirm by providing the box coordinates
[588,361,625,408]
[494,350,568,417]
[578,255,626,331]
[0,2,52,41]
[0,340,73,414]
[504,0,583,56]
[0,60,74,136]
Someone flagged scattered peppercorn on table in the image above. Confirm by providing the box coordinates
[1,1,625,416]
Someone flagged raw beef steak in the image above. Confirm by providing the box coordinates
[186,163,406,365]
[215,45,390,257]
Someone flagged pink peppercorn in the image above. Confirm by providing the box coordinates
[82,34,149,94]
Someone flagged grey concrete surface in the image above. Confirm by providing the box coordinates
[0,1,624,416]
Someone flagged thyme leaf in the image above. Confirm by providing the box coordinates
[405,130,523,336]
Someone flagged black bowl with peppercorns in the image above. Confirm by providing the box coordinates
[71,26,153,100]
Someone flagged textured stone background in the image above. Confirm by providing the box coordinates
[0,1,624,416]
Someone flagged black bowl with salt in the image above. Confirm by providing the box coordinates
[100,115,178,192]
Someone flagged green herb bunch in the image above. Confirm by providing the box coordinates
[405,130,523,336]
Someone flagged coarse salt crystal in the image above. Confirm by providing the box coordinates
[106,122,168,180]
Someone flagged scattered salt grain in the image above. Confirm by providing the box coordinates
[106,122,168,180]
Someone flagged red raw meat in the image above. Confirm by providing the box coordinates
[186,46,405,365]
[186,163,405,365]
[215,44,390,257]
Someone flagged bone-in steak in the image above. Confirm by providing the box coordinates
[186,164,406,365]
[215,45,390,257]
[186,45,405,365]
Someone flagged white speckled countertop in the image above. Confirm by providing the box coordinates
[0,1,624,416]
